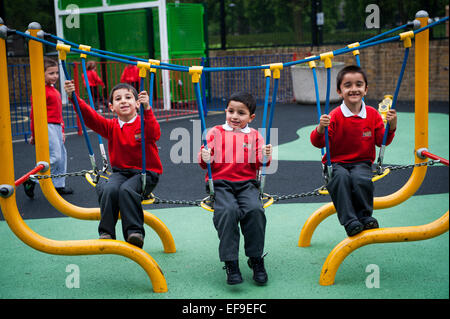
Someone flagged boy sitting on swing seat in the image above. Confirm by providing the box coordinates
[198,92,273,286]
[64,80,162,248]
[310,65,397,237]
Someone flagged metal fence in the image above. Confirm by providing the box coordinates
[7,53,295,142]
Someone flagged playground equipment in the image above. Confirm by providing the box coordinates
[297,11,449,286]
[0,21,171,293]
[0,10,448,292]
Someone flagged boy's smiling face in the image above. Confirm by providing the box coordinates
[337,72,368,108]
[225,100,256,130]
[109,88,139,122]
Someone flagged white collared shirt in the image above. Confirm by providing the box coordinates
[222,122,251,133]
[340,100,367,118]
[118,115,137,128]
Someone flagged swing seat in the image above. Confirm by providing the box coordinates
[317,167,391,195]
[200,193,274,212]
[85,171,156,205]
[85,171,109,187]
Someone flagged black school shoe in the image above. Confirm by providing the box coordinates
[247,254,268,285]
[56,187,74,195]
[345,220,364,237]
[363,217,379,230]
[23,180,36,198]
[223,260,243,285]
[127,232,144,248]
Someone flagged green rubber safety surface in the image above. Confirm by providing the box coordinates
[0,193,447,299]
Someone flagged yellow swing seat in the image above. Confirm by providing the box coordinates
[85,171,156,205]
[317,167,391,195]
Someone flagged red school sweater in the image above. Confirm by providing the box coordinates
[82,70,105,87]
[198,125,271,182]
[310,104,396,164]
[72,96,163,174]
[30,84,64,139]
[120,65,140,83]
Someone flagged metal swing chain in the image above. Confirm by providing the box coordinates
[29,160,444,206]
[382,159,443,172]
[150,196,203,207]
[31,169,95,180]
[271,186,326,202]
[271,159,445,203]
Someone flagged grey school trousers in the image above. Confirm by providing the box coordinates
[210,179,266,262]
[326,161,374,228]
[96,168,159,240]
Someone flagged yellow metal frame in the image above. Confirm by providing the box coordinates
[347,42,361,56]
[0,26,173,293]
[298,16,449,286]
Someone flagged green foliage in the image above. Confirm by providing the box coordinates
[4,0,56,34]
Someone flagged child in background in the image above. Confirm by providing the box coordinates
[310,65,397,237]
[198,92,273,286]
[120,64,140,92]
[64,80,162,248]
[25,57,73,198]
[82,61,105,112]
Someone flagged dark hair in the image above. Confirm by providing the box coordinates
[227,92,257,114]
[86,61,96,70]
[43,57,58,71]
[336,65,368,91]
[108,83,138,103]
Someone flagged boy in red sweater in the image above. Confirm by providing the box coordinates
[120,64,140,91]
[198,92,273,285]
[82,61,105,111]
[25,57,73,198]
[64,80,162,248]
[310,65,397,237]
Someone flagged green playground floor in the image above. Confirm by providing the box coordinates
[0,193,448,299]
[0,105,448,300]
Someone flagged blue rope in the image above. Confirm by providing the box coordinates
[81,58,108,165]
[259,76,279,196]
[261,76,271,141]
[311,67,325,157]
[194,81,214,196]
[139,76,147,195]
[60,60,98,176]
[360,23,410,45]
[324,67,333,180]
[47,33,189,72]
[376,46,410,173]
